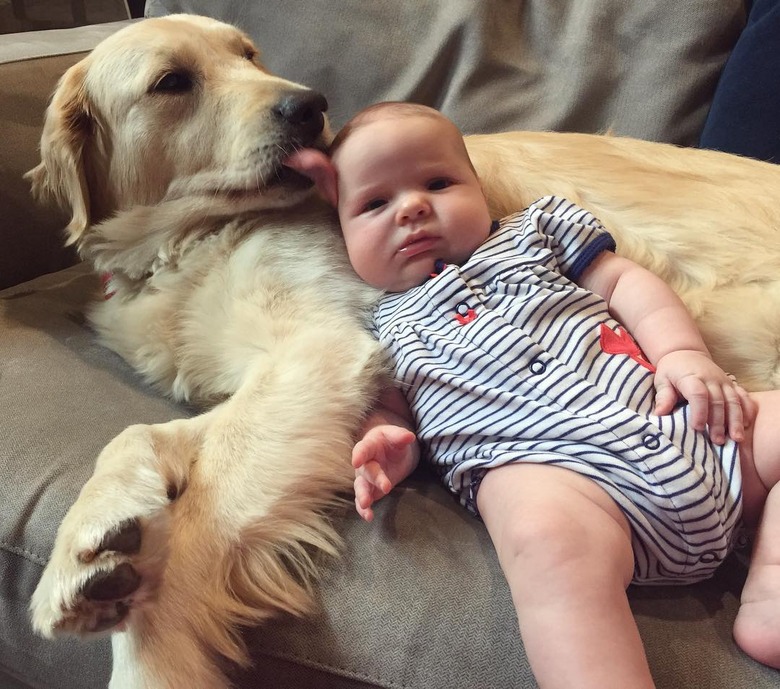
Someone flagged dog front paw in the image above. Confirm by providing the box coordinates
[31,513,166,637]
[30,424,182,638]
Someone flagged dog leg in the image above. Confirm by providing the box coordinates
[105,336,383,689]
[33,327,383,688]
[109,614,234,689]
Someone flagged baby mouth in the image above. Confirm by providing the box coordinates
[398,235,439,257]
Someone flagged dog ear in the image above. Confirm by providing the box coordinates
[25,60,93,247]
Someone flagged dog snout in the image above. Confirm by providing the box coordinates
[273,90,328,140]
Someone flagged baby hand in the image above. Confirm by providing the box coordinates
[352,425,418,521]
[653,350,750,444]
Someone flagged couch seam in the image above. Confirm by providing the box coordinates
[0,52,87,66]
[0,540,47,567]
[0,660,46,689]
[255,647,414,689]
[0,19,139,66]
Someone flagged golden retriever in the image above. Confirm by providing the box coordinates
[26,13,780,689]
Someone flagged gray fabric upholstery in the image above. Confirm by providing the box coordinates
[147,0,746,144]
[3,2,780,688]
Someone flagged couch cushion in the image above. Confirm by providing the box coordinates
[3,265,780,689]
[146,0,745,145]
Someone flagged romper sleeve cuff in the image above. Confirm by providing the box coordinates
[566,232,617,282]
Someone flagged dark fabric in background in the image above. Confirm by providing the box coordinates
[699,0,780,163]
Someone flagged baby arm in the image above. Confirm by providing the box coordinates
[353,386,420,521]
[579,252,750,444]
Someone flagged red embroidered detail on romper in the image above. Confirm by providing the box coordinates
[454,309,477,325]
[599,323,655,372]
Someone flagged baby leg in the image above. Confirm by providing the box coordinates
[732,390,780,667]
[477,463,655,689]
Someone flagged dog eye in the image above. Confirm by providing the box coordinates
[152,71,193,94]
[243,49,258,62]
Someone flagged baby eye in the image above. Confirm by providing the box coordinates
[362,198,387,213]
[428,178,452,191]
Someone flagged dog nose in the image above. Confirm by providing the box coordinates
[273,90,328,138]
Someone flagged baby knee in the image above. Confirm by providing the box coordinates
[495,499,633,590]
[500,507,592,569]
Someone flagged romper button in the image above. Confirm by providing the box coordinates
[642,434,660,450]
[700,552,718,564]
[529,360,546,375]
[453,302,477,325]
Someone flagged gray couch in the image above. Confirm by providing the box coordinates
[2,2,778,688]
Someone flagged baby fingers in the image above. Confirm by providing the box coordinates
[690,379,744,445]
[723,383,746,443]
[354,472,388,521]
[705,382,728,444]
[356,460,393,494]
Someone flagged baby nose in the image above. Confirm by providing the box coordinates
[398,194,430,223]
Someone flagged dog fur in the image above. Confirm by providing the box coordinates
[26,13,780,689]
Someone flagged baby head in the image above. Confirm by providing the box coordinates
[288,102,493,292]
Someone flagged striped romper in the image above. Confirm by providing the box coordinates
[372,196,742,584]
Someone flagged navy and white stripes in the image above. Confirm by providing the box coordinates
[373,196,741,585]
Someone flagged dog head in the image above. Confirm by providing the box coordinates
[26,14,331,249]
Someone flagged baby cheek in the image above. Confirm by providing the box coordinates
[345,237,382,286]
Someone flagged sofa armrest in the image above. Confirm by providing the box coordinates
[0,21,134,290]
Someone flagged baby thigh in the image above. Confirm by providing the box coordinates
[740,390,780,526]
[477,464,654,689]
[733,390,780,668]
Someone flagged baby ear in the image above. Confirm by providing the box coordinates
[316,164,339,207]
[25,59,93,247]
[283,148,339,206]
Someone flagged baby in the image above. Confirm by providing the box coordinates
[285,102,780,688]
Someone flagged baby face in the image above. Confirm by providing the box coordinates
[334,115,492,292]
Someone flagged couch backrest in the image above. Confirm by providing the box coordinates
[146,0,746,145]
